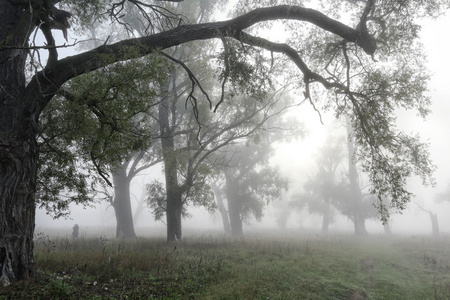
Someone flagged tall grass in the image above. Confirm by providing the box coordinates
[1,231,450,299]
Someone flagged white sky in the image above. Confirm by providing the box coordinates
[35,5,450,236]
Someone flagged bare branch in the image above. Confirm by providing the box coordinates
[215,37,230,113]
[161,51,212,109]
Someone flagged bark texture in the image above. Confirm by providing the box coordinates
[212,184,231,235]
[0,2,36,286]
[159,100,183,241]
[112,164,136,238]
[346,120,367,236]
[225,174,243,237]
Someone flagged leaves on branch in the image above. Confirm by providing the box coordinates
[37,53,169,217]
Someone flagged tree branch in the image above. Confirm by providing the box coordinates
[22,5,376,136]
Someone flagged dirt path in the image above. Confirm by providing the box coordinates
[347,257,374,300]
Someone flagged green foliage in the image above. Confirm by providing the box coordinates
[241,166,289,221]
[42,278,74,299]
[334,190,379,220]
[292,132,381,224]
[175,0,229,24]
[146,180,167,221]
[38,53,170,217]
[59,0,109,29]
[146,167,216,222]
[37,147,96,218]
[216,139,289,223]
[184,164,217,215]
[62,54,167,164]
[217,39,274,101]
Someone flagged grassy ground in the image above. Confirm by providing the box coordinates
[2,232,450,299]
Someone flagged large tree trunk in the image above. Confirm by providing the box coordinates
[166,190,183,241]
[0,139,37,286]
[417,205,440,237]
[133,191,147,226]
[353,213,367,235]
[0,2,36,286]
[159,98,183,241]
[228,200,243,236]
[225,175,243,236]
[112,164,136,238]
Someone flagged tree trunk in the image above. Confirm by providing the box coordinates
[418,206,440,237]
[159,98,183,241]
[225,175,243,236]
[346,118,367,236]
[429,212,439,237]
[0,140,37,286]
[228,200,243,236]
[112,164,136,238]
[322,201,330,234]
[212,184,231,234]
[133,190,146,226]
[166,190,183,241]
[0,2,36,285]
[383,221,392,235]
[353,213,367,236]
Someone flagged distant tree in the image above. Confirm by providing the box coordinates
[416,203,440,237]
[295,124,378,235]
[111,150,162,238]
[333,118,378,235]
[274,192,293,230]
[291,135,344,233]
[209,89,298,236]
[146,67,218,241]
[1,0,442,284]
[146,73,293,240]
[212,183,232,234]
[213,140,289,236]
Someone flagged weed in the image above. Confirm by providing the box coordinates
[42,278,74,298]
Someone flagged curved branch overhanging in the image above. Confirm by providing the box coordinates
[23,5,376,121]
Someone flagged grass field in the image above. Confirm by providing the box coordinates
[2,231,450,299]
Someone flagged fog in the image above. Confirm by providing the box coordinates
[35,11,450,239]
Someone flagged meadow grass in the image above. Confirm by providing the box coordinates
[1,231,450,299]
